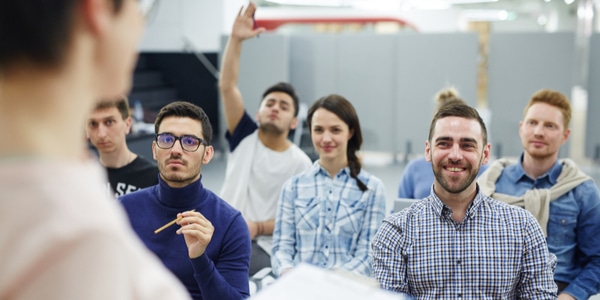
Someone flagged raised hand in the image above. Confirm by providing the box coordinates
[232,2,265,41]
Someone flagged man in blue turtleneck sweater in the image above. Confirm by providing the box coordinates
[120,101,251,300]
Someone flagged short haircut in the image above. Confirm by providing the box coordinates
[428,103,488,146]
[154,101,213,145]
[523,89,572,129]
[262,82,300,117]
[0,0,124,71]
[94,96,130,120]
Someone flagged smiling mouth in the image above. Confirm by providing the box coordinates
[445,167,464,172]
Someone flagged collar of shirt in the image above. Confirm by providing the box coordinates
[428,187,485,222]
[507,153,563,185]
[311,161,351,179]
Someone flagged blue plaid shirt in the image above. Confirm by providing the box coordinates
[372,188,558,299]
[272,162,386,277]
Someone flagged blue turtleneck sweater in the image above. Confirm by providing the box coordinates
[119,176,251,300]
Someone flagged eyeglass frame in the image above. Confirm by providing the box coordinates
[155,133,207,152]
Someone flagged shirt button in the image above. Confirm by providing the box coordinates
[561,219,566,224]
[327,208,331,211]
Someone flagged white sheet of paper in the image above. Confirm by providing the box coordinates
[250,264,405,300]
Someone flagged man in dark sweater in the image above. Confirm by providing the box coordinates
[120,101,251,300]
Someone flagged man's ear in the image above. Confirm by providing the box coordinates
[425,140,432,162]
[289,117,298,130]
[202,145,215,165]
[152,141,157,161]
[80,0,113,36]
[124,116,132,135]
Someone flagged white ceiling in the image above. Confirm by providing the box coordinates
[254,0,589,32]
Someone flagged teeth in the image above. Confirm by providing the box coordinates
[447,167,462,172]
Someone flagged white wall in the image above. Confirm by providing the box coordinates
[138,1,583,52]
[140,0,231,52]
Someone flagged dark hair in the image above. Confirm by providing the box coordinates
[154,101,213,145]
[95,96,130,120]
[0,0,124,71]
[262,82,300,117]
[307,94,367,192]
[524,89,572,129]
[428,103,488,146]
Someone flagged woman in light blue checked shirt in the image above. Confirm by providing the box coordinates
[271,94,387,278]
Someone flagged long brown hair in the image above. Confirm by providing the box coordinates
[307,94,367,192]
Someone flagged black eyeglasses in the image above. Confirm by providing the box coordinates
[155,133,206,152]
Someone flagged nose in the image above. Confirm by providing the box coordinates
[170,139,184,154]
[533,124,544,136]
[448,144,463,161]
[97,124,108,137]
[322,131,332,142]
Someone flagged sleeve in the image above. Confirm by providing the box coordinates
[516,214,558,299]
[190,213,251,300]
[271,178,298,277]
[341,178,387,275]
[25,233,191,300]
[225,111,258,152]
[398,161,415,198]
[562,181,600,299]
[371,215,410,294]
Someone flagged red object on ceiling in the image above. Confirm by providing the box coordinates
[256,17,419,32]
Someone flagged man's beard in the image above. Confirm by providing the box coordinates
[259,122,285,135]
[432,159,480,194]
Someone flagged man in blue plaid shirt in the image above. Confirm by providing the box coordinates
[372,104,557,299]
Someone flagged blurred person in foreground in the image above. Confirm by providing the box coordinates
[0,0,190,299]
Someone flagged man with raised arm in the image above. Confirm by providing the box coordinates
[219,2,312,276]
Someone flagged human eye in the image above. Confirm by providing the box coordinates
[88,121,98,128]
[436,141,449,148]
[545,123,555,129]
[182,136,199,146]
[159,134,174,143]
[312,127,323,133]
[462,143,476,150]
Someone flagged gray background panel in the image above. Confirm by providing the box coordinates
[487,32,575,158]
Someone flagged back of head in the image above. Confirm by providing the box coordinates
[94,96,130,120]
[428,103,488,145]
[524,89,572,129]
[262,82,300,117]
[434,87,466,114]
[0,0,124,72]
[154,101,213,145]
